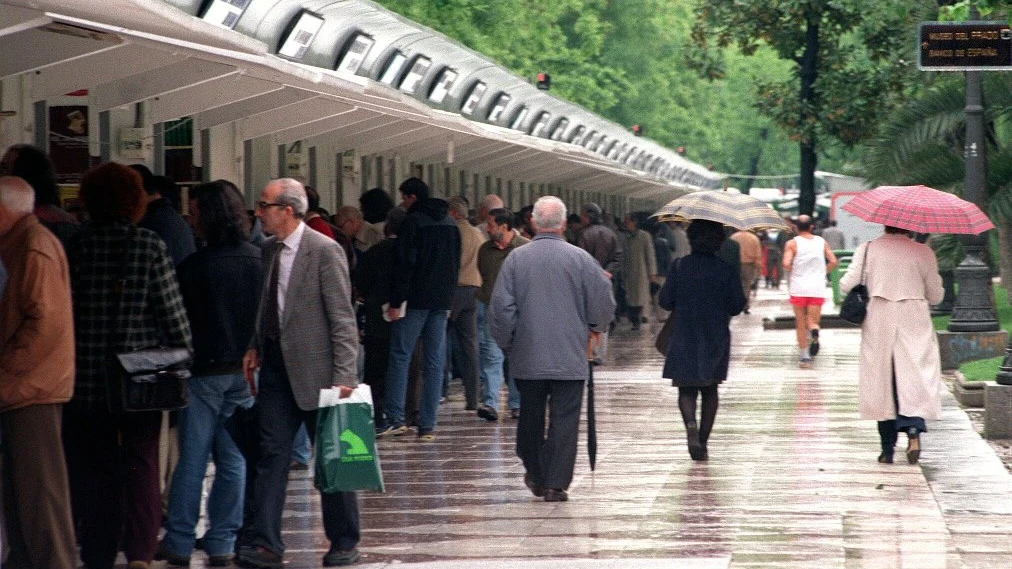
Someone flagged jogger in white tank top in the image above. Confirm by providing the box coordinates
[782,215,838,369]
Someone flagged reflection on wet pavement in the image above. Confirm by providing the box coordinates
[180,287,1011,569]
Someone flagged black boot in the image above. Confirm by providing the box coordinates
[629,307,642,331]
[877,420,897,463]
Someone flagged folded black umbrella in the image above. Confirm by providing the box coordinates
[586,347,597,471]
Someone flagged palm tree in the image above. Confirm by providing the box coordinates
[862,73,1012,282]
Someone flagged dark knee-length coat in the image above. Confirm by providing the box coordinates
[658,252,746,387]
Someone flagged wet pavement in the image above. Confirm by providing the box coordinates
[177,286,1011,569]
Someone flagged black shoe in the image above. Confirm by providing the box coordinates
[208,554,234,567]
[686,422,704,461]
[289,460,309,471]
[476,405,498,421]
[524,472,545,497]
[878,453,894,464]
[322,547,360,567]
[808,329,820,357]
[156,542,190,567]
[544,488,568,502]
[236,546,283,569]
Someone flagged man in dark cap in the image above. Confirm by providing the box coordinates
[577,203,621,364]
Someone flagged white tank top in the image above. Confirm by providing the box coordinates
[789,235,827,297]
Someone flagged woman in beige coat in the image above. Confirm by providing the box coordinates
[840,226,944,464]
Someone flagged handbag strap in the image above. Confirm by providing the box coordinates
[858,241,869,285]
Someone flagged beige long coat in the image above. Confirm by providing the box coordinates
[840,234,944,421]
[623,229,657,308]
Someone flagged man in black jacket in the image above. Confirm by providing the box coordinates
[131,164,196,266]
[379,178,460,441]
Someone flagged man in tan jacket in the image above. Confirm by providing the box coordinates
[0,176,77,568]
[447,196,485,414]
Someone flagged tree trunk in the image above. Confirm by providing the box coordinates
[798,11,819,216]
[1000,221,1012,294]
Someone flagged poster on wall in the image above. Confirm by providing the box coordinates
[48,105,90,184]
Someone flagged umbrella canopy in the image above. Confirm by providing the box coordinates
[651,190,788,230]
[841,185,994,235]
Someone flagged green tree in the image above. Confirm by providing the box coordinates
[375,0,802,184]
[688,0,936,214]
[863,73,1012,280]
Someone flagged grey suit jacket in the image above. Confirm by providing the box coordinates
[252,225,359,410]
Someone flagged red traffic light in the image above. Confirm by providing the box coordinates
[536,72,551,90]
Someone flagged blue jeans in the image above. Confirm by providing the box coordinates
[384,308,449,432]
[164,373,253,558]
[477,301,505,410]
[291,424,311,465]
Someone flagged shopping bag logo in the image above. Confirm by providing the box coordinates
[339,428,372,461]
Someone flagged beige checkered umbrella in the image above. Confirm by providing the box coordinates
[651,190,788,230]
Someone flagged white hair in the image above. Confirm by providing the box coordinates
[479,194,504,212]
[0,176,35,214]
[532,196,566,231]
[272,178,308,217]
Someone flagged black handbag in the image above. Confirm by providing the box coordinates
[840,244,870,324]
[108,347,192,413]
[106,226,191,413]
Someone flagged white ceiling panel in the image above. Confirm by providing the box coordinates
[92,58,236,110]
[239,97,355,140]
[149,73,281,123]
[194,87,309,130]
[0,24,121,78]
[30,43,182,100]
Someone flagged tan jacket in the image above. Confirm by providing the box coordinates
[456,219,484,287]
[731,230,762,266]
[0,215,75,411]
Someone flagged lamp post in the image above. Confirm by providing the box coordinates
[946,66,999,334]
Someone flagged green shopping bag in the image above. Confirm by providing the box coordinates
[314,384,385,493]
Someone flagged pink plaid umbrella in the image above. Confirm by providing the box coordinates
[841,185,994,235]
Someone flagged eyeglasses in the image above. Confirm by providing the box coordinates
[255,201,288,210]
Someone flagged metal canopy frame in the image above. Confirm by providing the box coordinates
[0,0,721,200]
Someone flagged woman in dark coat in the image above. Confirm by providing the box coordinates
[658,220,746,461]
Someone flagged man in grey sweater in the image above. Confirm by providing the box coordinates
[489,196,615,502]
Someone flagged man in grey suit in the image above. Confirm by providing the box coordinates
[239,178,361,568]
[490,196,615,503]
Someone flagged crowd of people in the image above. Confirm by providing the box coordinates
[0,142,946,568]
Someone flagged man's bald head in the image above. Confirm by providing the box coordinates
[0,176,35,214]
[795,214,813,232]
[0,176,35,235]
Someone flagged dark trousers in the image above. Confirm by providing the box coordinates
[246,341,360,555]
[363,335,390,427]
[2,404,77,569]
[448,285,480,408]
[63,404,162,569]
[878,363,927,452]
[515,379,584,491]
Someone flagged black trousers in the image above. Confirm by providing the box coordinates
[515,379,584,491]
[448,285,480,408]
[244,341,360,555]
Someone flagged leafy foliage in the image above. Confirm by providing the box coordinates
[373,0,806,181]
[686,0,936,213]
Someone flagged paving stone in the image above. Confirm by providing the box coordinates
[173,287,1012,569]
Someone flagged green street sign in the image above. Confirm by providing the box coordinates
[918,21,1011,71]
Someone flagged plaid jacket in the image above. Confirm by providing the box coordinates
[66,222,192,408]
